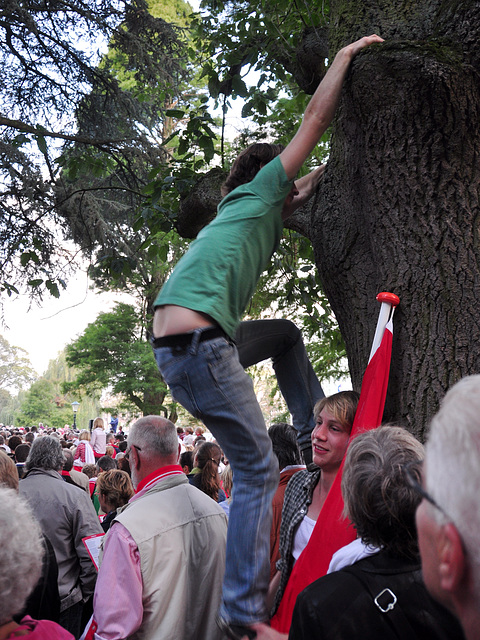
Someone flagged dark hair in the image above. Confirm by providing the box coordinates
[180,450,194,474]
[7,436,22,452]
[116,456,131,475]
[97,455,117,473]
[268,423,302,470]
[118,441,128,452]
[221,143,284,197]
[62,449,74,472]
[195,442,222,502]
[14,444,30,463]
[342,426,424,559]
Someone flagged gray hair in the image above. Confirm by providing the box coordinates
[0,488,43,624]
[25,435,64,472]
[96,455,117,473]
[425,375,480,599]
[129,416,178,460]
[342,426,424,558]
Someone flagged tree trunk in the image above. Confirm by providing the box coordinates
[301,0,480,439]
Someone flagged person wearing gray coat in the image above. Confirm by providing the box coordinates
[19,435,103,639]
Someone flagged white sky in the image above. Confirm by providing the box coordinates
[2,269,133,377]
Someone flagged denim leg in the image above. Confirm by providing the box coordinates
[235,319,324,450]
[154,333,279,624]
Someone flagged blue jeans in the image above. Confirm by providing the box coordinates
[154,330,279,624]
[235,319,324,451]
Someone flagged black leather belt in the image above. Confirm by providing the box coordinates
[151,326,228,349]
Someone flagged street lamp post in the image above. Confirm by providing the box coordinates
[71,401,80,430]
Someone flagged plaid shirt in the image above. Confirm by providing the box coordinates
[272,468,321,615]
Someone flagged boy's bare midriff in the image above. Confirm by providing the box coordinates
[153,305,216,337]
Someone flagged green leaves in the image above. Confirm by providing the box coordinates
[0,335,37,392]
[36,135,48,158]
[45,280,60,298]
[21,251,41,267]
[64,302,172,415]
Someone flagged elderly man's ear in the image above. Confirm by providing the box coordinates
[438,523,467,593]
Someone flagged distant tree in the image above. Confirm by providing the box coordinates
[42,351,101,429]
[0,335,37,392]
[15,378,71,428]
[64,302,176,418]
[0,388,14,424]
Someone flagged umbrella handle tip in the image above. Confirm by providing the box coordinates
[376,291,400,307]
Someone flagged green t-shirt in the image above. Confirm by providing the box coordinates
[154,156,292,337]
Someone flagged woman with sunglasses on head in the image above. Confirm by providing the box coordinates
[188,441,226,503]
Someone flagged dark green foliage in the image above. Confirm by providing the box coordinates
[64,302,175,416]
[0,0,186,299]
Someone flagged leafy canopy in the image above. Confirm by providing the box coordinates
[64,302,176,416]
[0,0,188,300]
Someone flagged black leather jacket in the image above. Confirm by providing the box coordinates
[289,550,465,640]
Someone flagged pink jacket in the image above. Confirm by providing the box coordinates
[7,617,74,639]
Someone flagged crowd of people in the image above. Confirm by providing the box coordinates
[1,31,479,640]
[1,387,479,640]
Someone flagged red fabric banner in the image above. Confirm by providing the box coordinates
[271,321,393,633]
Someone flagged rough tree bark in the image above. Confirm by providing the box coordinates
[298,0,480,438]
[176,0,480,439]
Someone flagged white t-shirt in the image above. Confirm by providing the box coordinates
[292,515,316,562]
[327,538,380,573]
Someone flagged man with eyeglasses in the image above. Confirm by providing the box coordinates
[415,375,480,640]
[91,416,228,640]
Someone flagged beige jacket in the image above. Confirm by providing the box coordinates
[114,474,228,640]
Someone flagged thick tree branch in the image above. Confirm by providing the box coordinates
[0,115,132,147]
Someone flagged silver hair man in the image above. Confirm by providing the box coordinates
[127,416,179,489]
[416,375,480,640]
[20,435,103,636]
